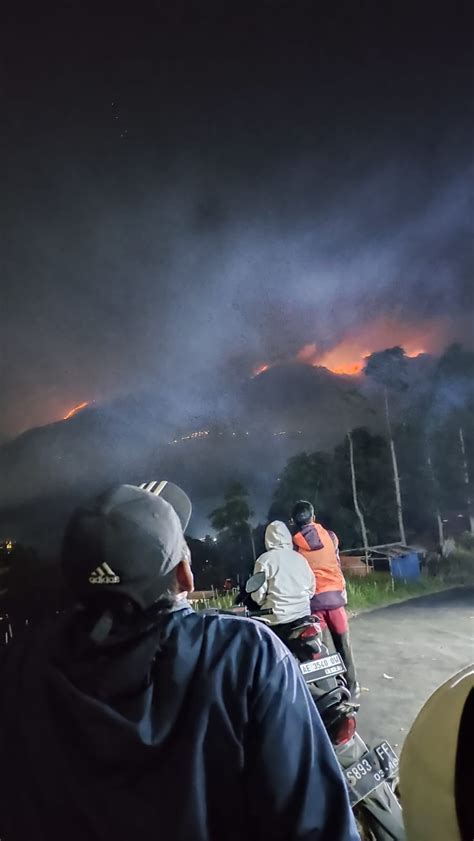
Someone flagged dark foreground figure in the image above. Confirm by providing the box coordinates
[0,484,358,841]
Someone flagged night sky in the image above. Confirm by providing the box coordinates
[1,0,472,441]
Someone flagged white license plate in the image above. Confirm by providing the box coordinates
[345,742,399,805]
[299,654,346,681]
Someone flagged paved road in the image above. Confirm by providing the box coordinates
[349,587,474,751]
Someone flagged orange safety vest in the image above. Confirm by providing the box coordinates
[293,523,346,596]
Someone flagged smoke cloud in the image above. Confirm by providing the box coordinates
[1,153,472,441]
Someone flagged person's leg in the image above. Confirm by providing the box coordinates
[313,609,335,654]
[325,607,359,698]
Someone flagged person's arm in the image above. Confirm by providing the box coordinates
[305,561,316,597]
[245,645,359,841]
[250,556,269,606]
[328,530,341,565]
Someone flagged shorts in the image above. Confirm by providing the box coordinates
[313,606,348,635]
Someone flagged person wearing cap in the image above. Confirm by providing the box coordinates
[0,483,359,841]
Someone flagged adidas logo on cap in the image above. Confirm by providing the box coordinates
[89,563,121,585]
[139,480,168,496]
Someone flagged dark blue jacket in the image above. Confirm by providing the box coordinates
[0,604,358,841]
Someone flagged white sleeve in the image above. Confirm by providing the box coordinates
[251,556,269,605]
[306,563,316,597]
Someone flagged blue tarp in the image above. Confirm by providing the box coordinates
[389,552,421,580]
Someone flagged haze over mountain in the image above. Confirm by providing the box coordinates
[0,353,438,551]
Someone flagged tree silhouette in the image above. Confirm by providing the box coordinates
[209,482,255,579]
[268,452,335,523]
[209,481,252,534]
[269,428,400,549]
[433,344,474,533]
[364,346,408,544]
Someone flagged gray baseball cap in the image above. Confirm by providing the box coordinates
[61,483,192,611]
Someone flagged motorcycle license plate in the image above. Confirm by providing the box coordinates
[344,742,399,806]
[299,654,346,682]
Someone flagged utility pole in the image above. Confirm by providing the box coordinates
[459,427,474,533]
[384,388,407,545]
[248,522,256,562]
[426,450,444,547]
[347,431,370,565]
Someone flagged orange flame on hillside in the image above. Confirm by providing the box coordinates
[251,317,443,378]
[296,342,370,374]
[63,401,90,420]
[252,363,270,378]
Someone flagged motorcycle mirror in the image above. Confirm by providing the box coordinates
[245,571,266,593]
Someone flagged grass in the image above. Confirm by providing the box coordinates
[192,570,470,614]
[345,572,452,613]
[191,592,237,611]
[443,548,474,580]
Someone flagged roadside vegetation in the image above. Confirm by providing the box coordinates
[192,574,463,614]
[192,535,473,614]
[345,573,455,613]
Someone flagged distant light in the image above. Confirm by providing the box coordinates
[169,430,209,445]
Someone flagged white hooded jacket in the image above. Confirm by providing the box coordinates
[252,521,316,625]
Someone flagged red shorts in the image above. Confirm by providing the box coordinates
[314,606,348,635]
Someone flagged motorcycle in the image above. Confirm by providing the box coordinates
[226,572,405,840]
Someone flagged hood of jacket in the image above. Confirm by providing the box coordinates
[265,520,293,551]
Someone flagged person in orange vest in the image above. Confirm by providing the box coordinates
[291,500,360,699]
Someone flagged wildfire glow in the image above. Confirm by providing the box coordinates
[63,401,90,420]
[252,363,270,378]
[297,342,369,375]
[251,317,444,378]
[307,325,427,376]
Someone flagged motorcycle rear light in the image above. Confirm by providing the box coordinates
[333,716,357,746]
[300,626,318,639]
